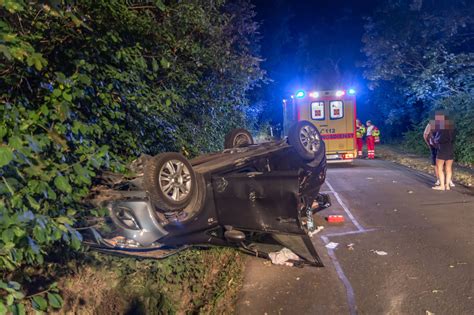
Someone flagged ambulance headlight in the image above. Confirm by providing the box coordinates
[335,90,345,97]
[295,90,305,98]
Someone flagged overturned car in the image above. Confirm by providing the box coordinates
[84,120,330,266]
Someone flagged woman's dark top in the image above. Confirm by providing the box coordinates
[432,129,455,160]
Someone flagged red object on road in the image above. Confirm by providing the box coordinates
[327,215,345,223]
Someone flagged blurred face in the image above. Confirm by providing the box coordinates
[366,121,372,127]
[433,111,454,130]
[356,119,361,126]
[434,110,445,128]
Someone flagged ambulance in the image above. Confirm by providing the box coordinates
[283,89,357,163]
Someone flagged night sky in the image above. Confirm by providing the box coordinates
[253,0,381,122]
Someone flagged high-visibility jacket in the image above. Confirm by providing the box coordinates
[373,127,381,143]
[356,125,366,138]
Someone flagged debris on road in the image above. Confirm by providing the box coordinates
[393,208,398,212]
[408,190,414,194]
[426,310,435,315]
[392,180,398,183]
[308,225,324,237]
[325,242,339,249]
[371,250,388,256]
[347,243,355,250]
[327,215,345,224]
[367,177,374,180]
[432,289,443,293]
[268,248,300,266]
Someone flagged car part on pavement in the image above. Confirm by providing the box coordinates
[143,152,196,211]
[83,121,330,266]
[327,215,345,224]
[311,193,332,212]
[224,128,255,148]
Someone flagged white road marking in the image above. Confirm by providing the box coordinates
[319,179,375,315]
[325,180,365,232]
[321,235,357,315]
[325,228,376,238]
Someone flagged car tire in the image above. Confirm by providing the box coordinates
[143,152,196,212]
[288,121,323,161]
[224,128,254,149]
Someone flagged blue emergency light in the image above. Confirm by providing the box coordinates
[348,88,356,95]
[295,90,305,98]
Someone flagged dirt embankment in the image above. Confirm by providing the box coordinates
[377,145,473,187]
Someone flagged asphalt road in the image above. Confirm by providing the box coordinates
[235,159,474,315]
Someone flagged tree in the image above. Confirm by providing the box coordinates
[361,0,474,163]
[362,0,474,101]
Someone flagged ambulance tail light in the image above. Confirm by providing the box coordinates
[342,153,354,160]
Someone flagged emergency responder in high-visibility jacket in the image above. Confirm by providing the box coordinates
[355,119,366,157]
[373,126,381,144]
[366,120,380,159]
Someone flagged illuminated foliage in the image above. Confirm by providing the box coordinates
[362,0,474,163]
[0,0,263,312]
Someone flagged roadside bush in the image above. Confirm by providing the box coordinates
[401,94,474,166]
[0,0,263,313]
[401,127,430,156]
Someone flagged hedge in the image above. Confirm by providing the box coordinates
[0,0,263,312]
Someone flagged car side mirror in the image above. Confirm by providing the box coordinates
[224,228,246,243]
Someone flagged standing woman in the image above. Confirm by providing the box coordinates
[432,112,455,191]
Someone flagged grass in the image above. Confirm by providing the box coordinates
[56,247,244,314]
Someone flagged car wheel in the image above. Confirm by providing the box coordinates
[169,172,207,223]
[224,128,254,149]
[288,121,323,161]
[143,152,196,212]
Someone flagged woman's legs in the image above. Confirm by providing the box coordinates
[445,159,453,190]
[433,159,446,190]
[430,148,439,184]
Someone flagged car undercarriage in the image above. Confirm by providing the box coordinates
[83,121,331,266]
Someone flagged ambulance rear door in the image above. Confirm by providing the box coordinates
[322,98,355,155]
